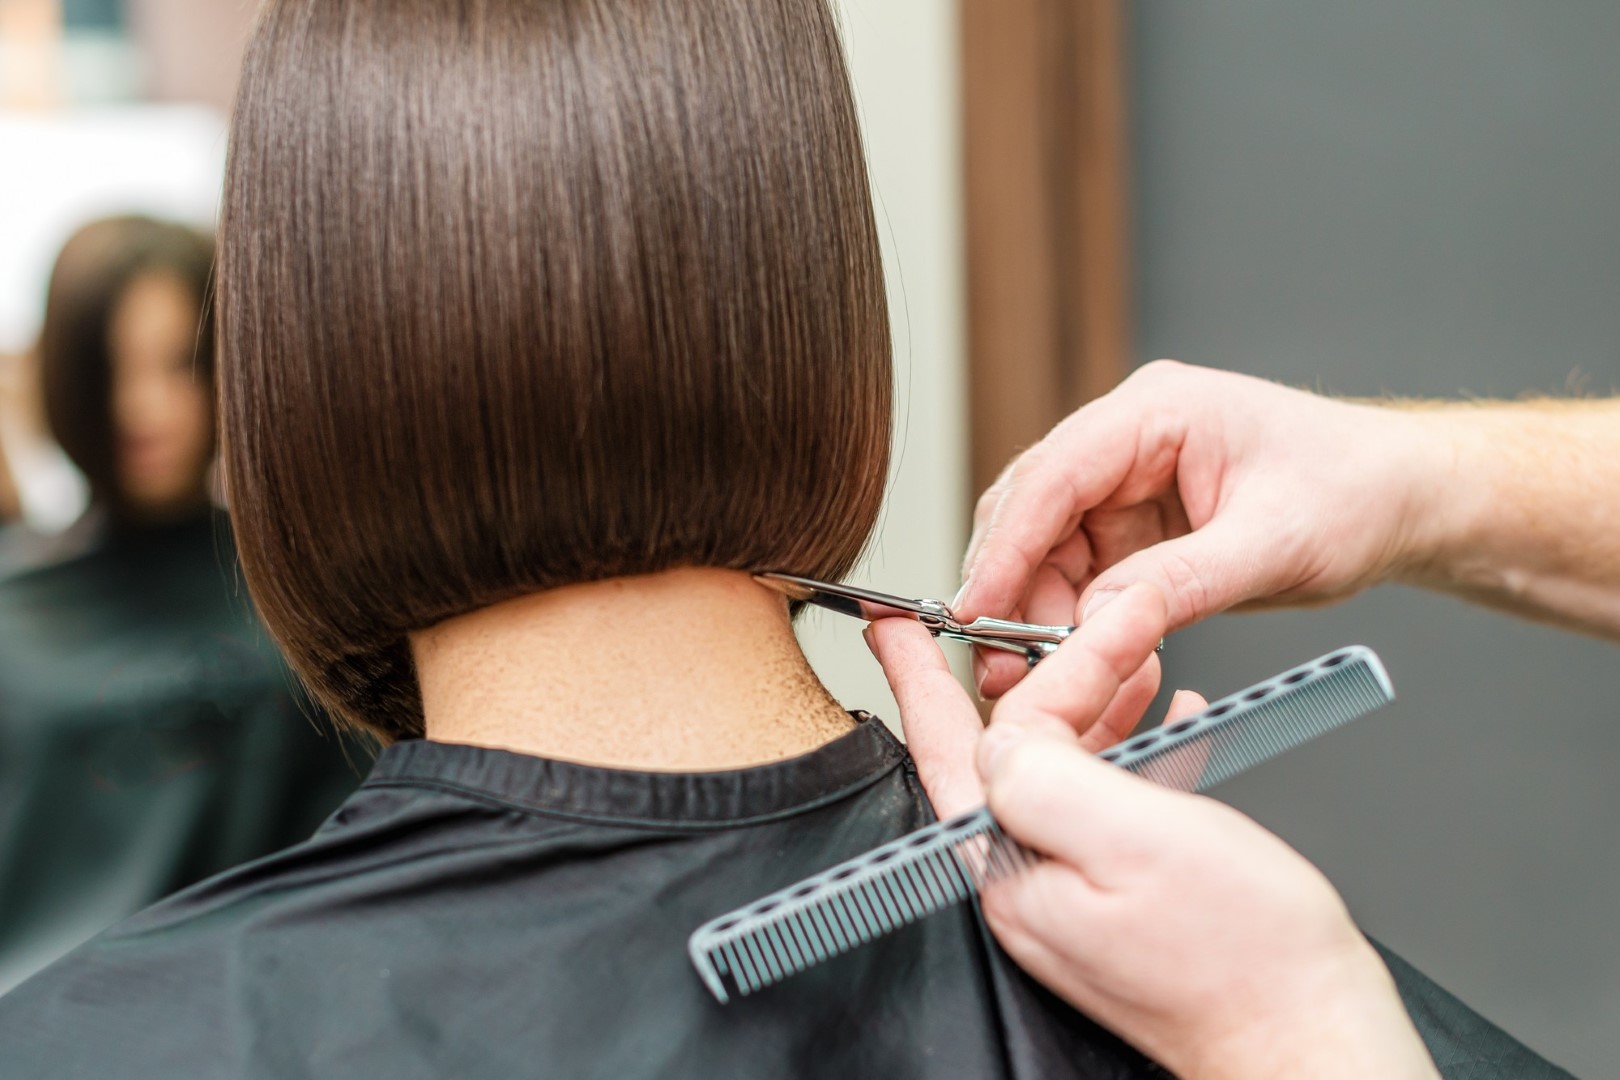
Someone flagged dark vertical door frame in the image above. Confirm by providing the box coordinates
[960,0,1131,497]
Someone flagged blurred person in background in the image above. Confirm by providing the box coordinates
[0,424,18,526]
[0,215,361,992]
[0,345,35,530]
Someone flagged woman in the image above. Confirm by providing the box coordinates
[0,3,1512,1077]
[0,216,359,992]
[0,3,1163,1075]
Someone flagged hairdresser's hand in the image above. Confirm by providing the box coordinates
[956,361,1449,697]
[867,584,1436,1080]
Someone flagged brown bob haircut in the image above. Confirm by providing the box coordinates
[40,216,215,514]
[220,0,892,740]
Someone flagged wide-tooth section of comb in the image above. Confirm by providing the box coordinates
[687,807,1027,1003]
[689,646,1392,1002]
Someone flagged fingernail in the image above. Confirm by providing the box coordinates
[1082,588,1122,622]
[861,626,876,656]
[950,582,969,612]
[978,723,1029,779]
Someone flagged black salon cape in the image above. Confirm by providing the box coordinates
[0,510,361,992]
[0,718,1570,1078]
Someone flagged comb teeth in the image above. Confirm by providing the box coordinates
[689,808,1031,1002]
[1096,645,1393,793]
[690,646,1393,1002]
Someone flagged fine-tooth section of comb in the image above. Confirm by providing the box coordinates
[1095,644,1393,792]
[689,646,1393,1002]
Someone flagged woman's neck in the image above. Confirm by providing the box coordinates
[411,568,856,771]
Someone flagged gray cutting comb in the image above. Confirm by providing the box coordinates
[689,645,1393,1002]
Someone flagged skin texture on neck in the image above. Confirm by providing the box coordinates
[412,568,858,771]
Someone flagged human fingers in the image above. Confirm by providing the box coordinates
[974,635,1039,700]
[976,860,1106,999]
[865,619,985,818]
[979,583,1169,765]
[1076,652,1161,753]
[973,561,1087,699]
[1076,515,1279,631]
[955,407,1145,622]
[974,648,1030,701]
[1023,561,1082,627]
[981,731,1438,1080]
[983,733,1189,880]
[960,455,1021,589]
[1076,500,1181,576]
[957,361,1208,624]
[977,499,1179,701]
[1155,689,1214,784]
[1162,689,1208,725]
[980,650,1160,754]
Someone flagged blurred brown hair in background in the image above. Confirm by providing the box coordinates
[39,215,214,518]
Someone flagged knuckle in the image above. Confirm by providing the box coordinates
[991,742,1085,822]
[984,451,1029,502]
[1132,358,1186,384]
[981,886,1046,960]
[1154,548,1213,623]
[1007,441,1059,488]
[973,485,1000,522]
[1011,872,1067,937]
[993,741,1047,789]
[1099,822,1168,877]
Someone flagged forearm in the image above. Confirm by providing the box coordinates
[1396,399,1620,637]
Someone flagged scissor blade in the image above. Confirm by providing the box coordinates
[754,573,941,623]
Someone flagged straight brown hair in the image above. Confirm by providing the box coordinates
[40,216,215,515]
[220,0,892,740]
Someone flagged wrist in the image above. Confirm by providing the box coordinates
[1382,405,1496,592]
[1178,943,1436,1080]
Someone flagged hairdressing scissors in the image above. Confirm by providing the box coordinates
[756,572,1085,667]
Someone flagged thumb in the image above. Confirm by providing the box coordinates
[1078,518,1273,631]
[983,730,1191,874]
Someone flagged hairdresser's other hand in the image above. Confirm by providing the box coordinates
[956,361,1446,697]
[868,584,1437,1080]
